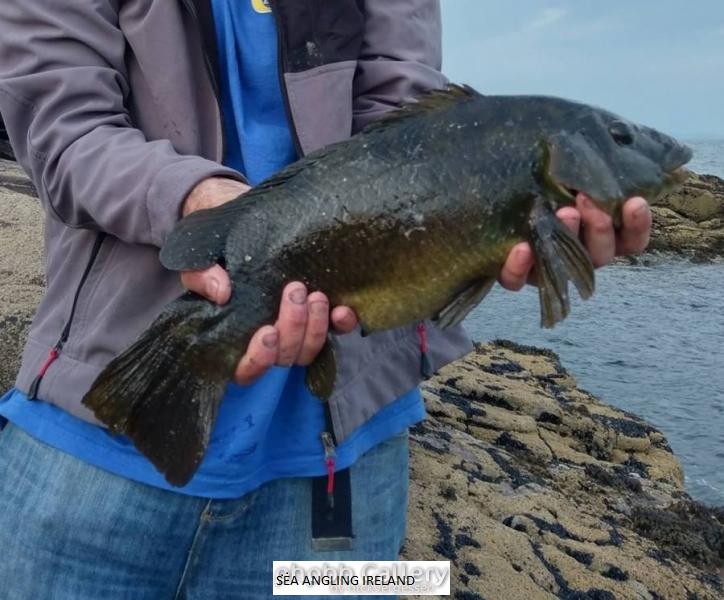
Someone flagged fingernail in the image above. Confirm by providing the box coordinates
[289,287,307,304]
[633,203,649,220]
[207,278,220,300]
[262,332,278,348]
[309,300,329,316]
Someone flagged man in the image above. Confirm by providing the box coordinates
[0,1,651,597]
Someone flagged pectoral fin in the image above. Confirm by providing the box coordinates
[434,278,496,329]
[529,197,594,328]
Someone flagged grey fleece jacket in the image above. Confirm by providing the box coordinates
[0,0,471,442]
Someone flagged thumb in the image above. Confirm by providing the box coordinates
[180,263,232,304]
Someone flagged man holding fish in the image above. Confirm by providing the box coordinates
[0,0,652,597]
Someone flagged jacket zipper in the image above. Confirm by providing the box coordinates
[267,0,304,158]
[267,0,330,492]
[321,430,337,508]
[179,0,227,162]
[321,400,339,509]
[187,2,327,478]
[29,232,106,400]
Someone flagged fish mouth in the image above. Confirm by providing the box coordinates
[546,142,692,208]
[659,142,692,190]
[664,143,693,173]
[551,166,691,205]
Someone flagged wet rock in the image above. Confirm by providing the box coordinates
[647,173,724,261]
[403,343,721,600]
[631,502,724,569]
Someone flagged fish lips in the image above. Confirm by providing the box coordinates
[663,143,693,175]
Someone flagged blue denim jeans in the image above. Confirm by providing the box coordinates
[0,423,409,599]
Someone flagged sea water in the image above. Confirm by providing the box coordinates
[464,140,724,506]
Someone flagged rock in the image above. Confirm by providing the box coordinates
[657,174,724,223]
[402,342,722,600]
[647,173,724,261]
[0,159,44,393]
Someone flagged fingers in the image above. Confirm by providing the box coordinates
[556,206,582,236]
[577,193,616,267]
[234,283,355,384]
[296,292,330,365]
[330,305,358,333]
[275,283,310,365]
[499,195,650,292]
[180,264,232,304]
[499,206,581,290]
[616,196,651,255]
[195,276,353,384]
[234,325,279,385]
[577,194,651,265]
[498,242,534,291]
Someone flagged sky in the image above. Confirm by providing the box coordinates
[441,1,724,138]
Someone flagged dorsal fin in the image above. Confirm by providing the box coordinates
[362,84,482,134]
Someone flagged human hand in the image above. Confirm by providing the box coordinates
[181,176,251,216]
[180,178,358,385]
[498,194,652,290]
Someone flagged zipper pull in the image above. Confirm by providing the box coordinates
[28,346,61,400]
[416,321,433,378]
[321,431,337,510]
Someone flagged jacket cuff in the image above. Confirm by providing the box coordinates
[145,158,246,247]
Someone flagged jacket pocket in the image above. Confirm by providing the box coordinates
[284,60,357,154]
[28,232,107,399]
[271,0,364,72]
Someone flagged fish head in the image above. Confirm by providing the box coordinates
[543,107,692,222]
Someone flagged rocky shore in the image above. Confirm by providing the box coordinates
[403,342,723,599]
[1,160,723,598]
[0,160,43,393]
[645,172,724,262]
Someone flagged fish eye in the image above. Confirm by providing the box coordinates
[609,121,634,146]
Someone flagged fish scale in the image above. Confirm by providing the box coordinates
[82,84,692,485]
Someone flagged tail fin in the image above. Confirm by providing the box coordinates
[82,293,247,486]
[529,197,595,328]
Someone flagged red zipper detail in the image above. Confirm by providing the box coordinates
[321,431,337,509]
[417,321,434,377]
[27,232,106,401]
[416,321,429,353]
[37,348,59,378]
[28,346,60,400]
[326,457,336,495]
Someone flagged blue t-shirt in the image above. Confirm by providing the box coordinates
[0,0,425,499]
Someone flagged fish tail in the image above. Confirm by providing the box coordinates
[529,197,595,328]
[82,292,250,486]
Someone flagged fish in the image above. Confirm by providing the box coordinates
[82,85,692,485]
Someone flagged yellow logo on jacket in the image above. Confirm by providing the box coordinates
[251,0,271,13]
